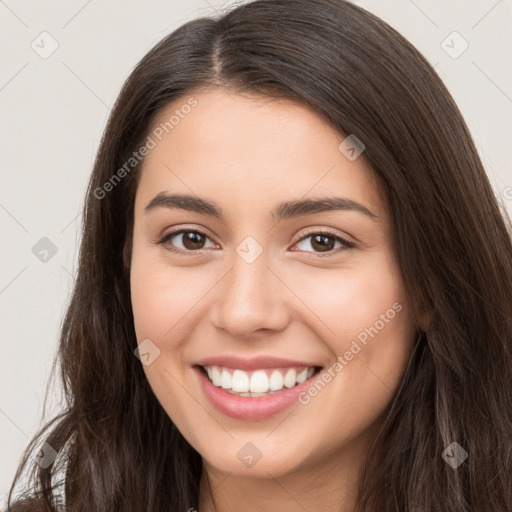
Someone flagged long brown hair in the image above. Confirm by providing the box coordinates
[7,1,512,510]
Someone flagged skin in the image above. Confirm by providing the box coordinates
[129,88,418,512]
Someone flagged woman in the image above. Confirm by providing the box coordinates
[7,0,512,510]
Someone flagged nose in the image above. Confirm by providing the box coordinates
[210,250,291,340]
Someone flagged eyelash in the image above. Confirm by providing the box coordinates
[156,228,356,257]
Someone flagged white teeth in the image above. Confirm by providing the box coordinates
[283,369,297,388]
[250,370,269,393]
[211,366,222,386]
[220,368,232,389]
[203,365,317,394]
[232,369,250,392]
[269,370,284,391]
[296,368,308,384]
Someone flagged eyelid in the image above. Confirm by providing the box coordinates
[294,226,356,247]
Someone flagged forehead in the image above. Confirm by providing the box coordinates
[135,89,386,220]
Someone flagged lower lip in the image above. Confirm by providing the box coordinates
[194,366,320,420]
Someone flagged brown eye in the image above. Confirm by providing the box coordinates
[159,229,217,254]
[293,231,355,255]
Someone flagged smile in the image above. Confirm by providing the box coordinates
[193,357,324,420]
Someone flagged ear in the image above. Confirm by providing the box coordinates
[417,305,434,332]
[123,234,132,273]
[415,292,434,332]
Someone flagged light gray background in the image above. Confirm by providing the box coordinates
[1,0,511,503]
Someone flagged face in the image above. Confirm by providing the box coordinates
[130,88,417,479]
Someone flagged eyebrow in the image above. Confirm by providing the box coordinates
[144,192,377,221]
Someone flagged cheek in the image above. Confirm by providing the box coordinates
[130,253,212,343]
[296,266,414,445]
[287,257,407,348]
[130,259,208,434]
[287,254,415,398]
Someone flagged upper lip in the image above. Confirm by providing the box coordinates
[195,355,321,371]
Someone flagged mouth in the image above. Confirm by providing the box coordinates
[197,364,322,397]
[193,358,324,420]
